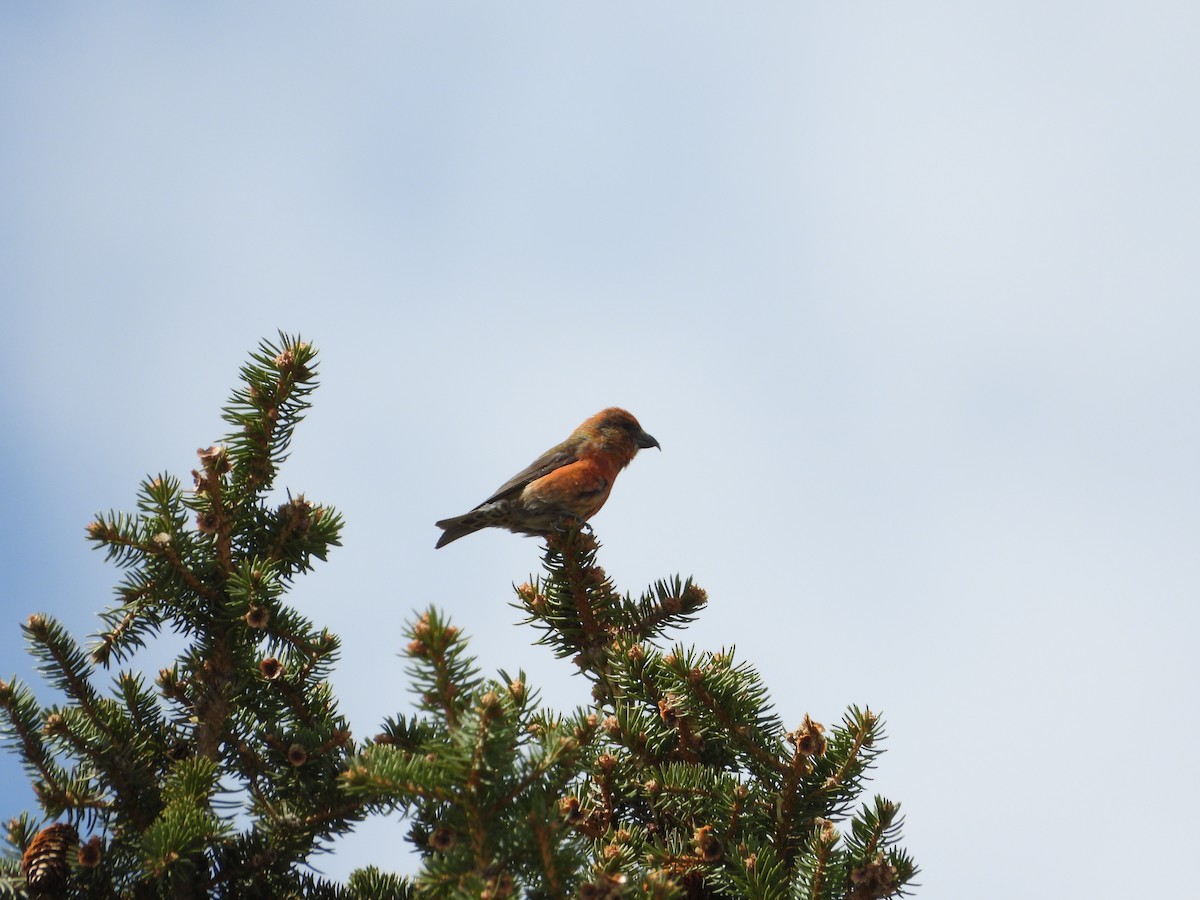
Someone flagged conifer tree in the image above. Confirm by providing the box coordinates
[2,335,917,899]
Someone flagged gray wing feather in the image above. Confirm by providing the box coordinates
[478,446,577,507]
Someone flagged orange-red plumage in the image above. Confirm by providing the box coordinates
[435,408,660,548]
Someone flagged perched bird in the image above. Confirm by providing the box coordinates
[435,408,660,548]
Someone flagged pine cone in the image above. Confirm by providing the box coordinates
[21,822,78,896]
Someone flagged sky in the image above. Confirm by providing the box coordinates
[2,3,1198,897]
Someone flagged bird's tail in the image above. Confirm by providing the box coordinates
[434,513,487,548]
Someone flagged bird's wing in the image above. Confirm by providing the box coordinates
[478,445,578,506]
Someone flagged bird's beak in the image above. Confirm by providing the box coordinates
[637,431,661,451]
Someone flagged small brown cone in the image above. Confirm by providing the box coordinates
[22,822,78,896]
[77,835,103,868]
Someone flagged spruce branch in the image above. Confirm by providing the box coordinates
[2,334,363,899]
[23,616,109,736]
[0,678,67,796]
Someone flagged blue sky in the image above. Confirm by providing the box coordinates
[2,4,1198,897]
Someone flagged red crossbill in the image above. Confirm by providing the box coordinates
[435,408,660,548]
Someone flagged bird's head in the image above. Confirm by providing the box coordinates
[584,408,661,457]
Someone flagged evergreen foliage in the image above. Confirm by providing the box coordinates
[2,335,917,899]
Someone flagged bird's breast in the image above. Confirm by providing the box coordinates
[522,458,617,517]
